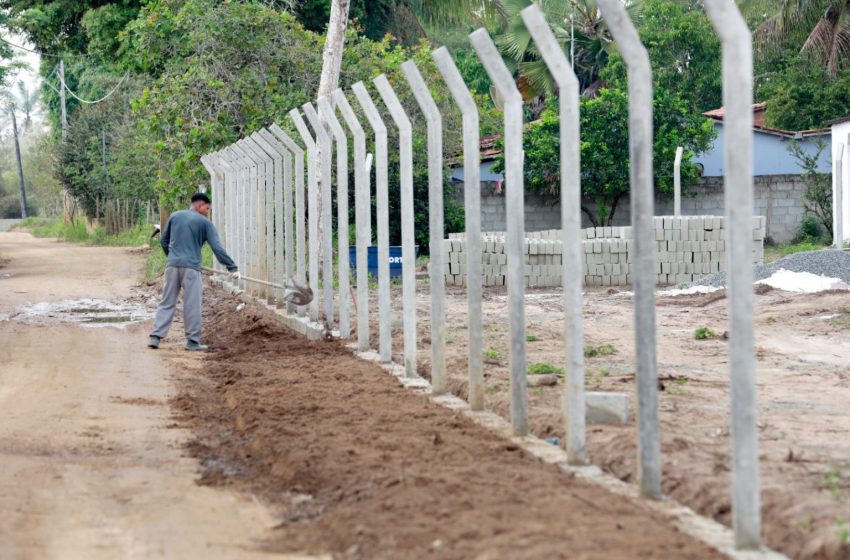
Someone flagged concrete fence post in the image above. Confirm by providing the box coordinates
[244,136,273,302]
[221,148,240,288]
[333,88,372,352]
[290,109,321,322]
[836,143,845,249]
[269,124,307,316]
[303,102,336,329]
[352,81,392,363]
[236,139,261,297]
[521,4,587,465]
[229,142,253,293]
[401,60,447,393]
[374,75,417,378]
[674,146,684,216]
[702,0,761,548]
[318,95,351,338]
[252,130,288,305]
[201,154,223,271]
[595,0,662,499]
[432,47,485,410]
[469,28,529,437]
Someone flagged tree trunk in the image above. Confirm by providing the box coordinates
[315,0,351,327]
[10,110,28,219]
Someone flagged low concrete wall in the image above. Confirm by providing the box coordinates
[457,174,806,244]
[443,215,766,288]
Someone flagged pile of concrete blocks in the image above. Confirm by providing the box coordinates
[442,215,766,288]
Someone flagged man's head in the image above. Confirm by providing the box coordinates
[191,192,212,216]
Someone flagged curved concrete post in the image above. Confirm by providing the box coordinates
[521,4,587,465]
[201,153,224,272]
[250,133,277,302]
[244,135,273,302]
[252,130,287,305]
[238,138,266,297]
[469,28,528,437]
[702,0,761,548]
[318,96,351,338]
[402,60,447,394]
[352,81,392,363]
[229,142,254,292]
[290,109,321,322]
[333,88,371,352]
[432,47,484,410]
[269,124,307,317]
[595,0,661,498]
[303,102,335,329]
[674,146,684,216]
[257,128,294,310]
[221,148,241,288]
[373,75,417,378]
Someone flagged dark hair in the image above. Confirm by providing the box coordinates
[191,192,211,204]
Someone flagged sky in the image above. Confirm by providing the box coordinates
[2,31,46,131]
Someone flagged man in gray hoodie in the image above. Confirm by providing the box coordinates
[148,192,239,351]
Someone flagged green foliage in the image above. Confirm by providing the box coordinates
[494,88,714,226]
[788,139,833,241]
[525,333,539,342]
[758,55,850,131]
[602,0,722,113]
[527,362,563,376]
[483,347,501,360]
[584,343,616,357]
[693,326,716,340]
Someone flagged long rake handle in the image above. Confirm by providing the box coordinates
[200,266,285,290]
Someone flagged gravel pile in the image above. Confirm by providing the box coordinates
[690,249,850,288]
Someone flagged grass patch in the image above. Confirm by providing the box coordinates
[694,326,717,340]
[764,241,828,264]
[526,334,539,342]
[584,343,616,358]
[483,347,500,360]
[527,363,563,376]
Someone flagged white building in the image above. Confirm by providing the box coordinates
[832,117,850,246]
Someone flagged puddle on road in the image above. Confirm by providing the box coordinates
[6,298,153,328]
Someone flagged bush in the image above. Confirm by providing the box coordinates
[797,215,823,243]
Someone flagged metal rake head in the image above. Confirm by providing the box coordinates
[282,277,313,306]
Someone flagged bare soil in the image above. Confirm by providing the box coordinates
[392,283,850,560]
[173,287,723,560]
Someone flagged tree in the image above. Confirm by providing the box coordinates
[493,88,715,226]
[788,138,833,239]
[601,0,722,114]
[757,53,850,129]
[751,0,850,76]
[0,93,29,217]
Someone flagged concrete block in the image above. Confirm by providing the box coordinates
[585,392,630,425]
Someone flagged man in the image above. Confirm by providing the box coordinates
[148,192,239,351]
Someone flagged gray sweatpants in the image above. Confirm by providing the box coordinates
[151,267,203,343]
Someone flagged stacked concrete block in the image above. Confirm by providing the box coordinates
[443,215,766,288]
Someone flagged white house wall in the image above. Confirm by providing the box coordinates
[832,120,850,243]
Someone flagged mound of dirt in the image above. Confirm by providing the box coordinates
[170,285,723,560]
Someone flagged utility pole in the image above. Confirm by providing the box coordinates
[58,60,68,138]
[10,107,28,218]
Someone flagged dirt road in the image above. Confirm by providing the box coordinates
[0,232,308,559]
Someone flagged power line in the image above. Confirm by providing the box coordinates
[0,36,98,59]
[42,66,130,105]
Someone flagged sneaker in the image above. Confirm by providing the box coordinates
[148,336,160,349]
[184,341,210,352]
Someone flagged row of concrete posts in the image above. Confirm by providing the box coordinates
[201,3,764,550]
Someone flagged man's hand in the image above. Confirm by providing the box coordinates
[230,270,241,280]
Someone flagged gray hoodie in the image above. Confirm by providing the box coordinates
[160,209,237,272]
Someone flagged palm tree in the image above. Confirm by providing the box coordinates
[753,0,850,75]
[16,81,40,131]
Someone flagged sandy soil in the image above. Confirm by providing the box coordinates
[0,232,307,560]
[392,282,850,560]
[174,287,723,560]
